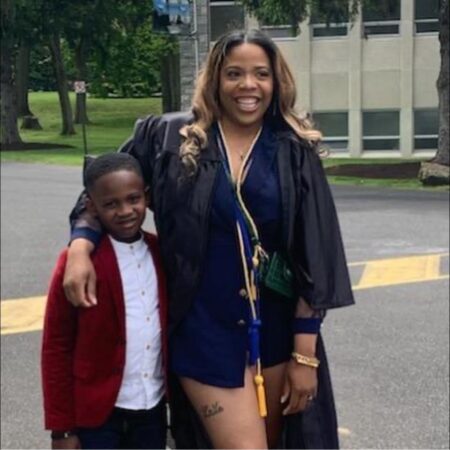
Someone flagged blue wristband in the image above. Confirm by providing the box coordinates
[293,317,322,334]
[70,227,102,247]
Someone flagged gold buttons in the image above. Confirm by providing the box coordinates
[239,289,247,298]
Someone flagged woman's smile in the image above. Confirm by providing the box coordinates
[219,43,274,130]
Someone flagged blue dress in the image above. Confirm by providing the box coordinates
[170,126,295,387]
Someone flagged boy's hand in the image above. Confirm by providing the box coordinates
[52,435,80,449]
[63,238,97,307]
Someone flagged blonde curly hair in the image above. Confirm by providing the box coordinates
[180,29,322,172]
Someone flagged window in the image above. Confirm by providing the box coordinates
[209,1,245,42]
[310,3,349,38]
[363,111,400,151]
[313,112,349,153]
[260,25,296,39]
[415,0,440,33]
[414,109,439,150]
[311,23,348,38]
[363,0,400,35]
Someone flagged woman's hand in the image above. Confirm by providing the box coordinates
[281,359,318,415]
[63,239,97,308]
[52,435,81,450]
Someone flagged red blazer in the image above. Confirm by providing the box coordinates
[41,232,168,431]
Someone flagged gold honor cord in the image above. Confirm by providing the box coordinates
[219,123,268,417]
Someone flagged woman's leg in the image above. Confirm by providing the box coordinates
[179,368,268,449]
[263,362,288,449]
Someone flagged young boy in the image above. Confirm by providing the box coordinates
[41,153,168,449]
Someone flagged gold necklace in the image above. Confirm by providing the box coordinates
[218,122,262,162]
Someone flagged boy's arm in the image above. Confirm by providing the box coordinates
[42,251,78,432]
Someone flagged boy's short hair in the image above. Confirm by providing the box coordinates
[84,153,144,194]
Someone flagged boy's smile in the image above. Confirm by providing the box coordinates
[87,170,148,243]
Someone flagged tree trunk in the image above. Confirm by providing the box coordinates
[0,0,22,147]
[21,115,42,130]
[49,33,75,135]
[433,0,449,166]
[161,49,180,113]
[16,42,33,117]
[74,40,90,124]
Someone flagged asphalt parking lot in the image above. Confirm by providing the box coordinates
[1,162,449,449]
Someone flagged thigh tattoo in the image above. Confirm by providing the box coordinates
[201,401,224,419]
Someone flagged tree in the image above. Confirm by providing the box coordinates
[1,0,23,147]
[49,31,76,135]
[16,43,33,117]
[242,0,449,170]
[62,0,158,122]
[41,0,76,135]
[88,16,176,99]
[434,0,449,166]
[13,0,44,129]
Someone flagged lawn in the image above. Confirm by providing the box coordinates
[1,92,162,166]
[3,93,443,191]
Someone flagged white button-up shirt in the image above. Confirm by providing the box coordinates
[109,234,164,410]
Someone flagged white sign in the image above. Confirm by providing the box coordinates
[74,81,86,94]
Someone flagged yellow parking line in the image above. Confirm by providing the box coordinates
[348,252,449,267]
[1,296,46,336]
[1,253,448,336]
[354,254,447,290]
[353,274,449,291]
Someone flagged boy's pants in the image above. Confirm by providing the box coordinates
[77,398,167,449]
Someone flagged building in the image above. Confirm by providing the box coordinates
[181,0,440,158]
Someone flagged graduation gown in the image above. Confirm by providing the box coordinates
[71,112,354,448]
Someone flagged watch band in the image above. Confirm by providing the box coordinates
[51,431,74,440]
[291,351,320,368]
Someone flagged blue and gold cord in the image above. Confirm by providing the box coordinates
[219,123,268,417]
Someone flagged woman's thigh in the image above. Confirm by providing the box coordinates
[179,368,268,449]
[263,362,288,449]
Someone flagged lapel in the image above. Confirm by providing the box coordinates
[276,134,296,250]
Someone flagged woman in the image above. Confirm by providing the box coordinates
[64,29,354,449]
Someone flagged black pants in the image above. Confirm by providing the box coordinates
[77,399,167,449]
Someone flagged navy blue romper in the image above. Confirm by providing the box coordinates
[170,126,295,387]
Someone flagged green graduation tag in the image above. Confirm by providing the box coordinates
[262,252,295,300]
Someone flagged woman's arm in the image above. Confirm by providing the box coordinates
[64,115,162,307]
[63,238,96,307]
[282,298,321,415]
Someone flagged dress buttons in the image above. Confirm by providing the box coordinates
[239,289,247,298]
[146,317,150,322]
[146,344,151,350]
[143,373,148,378]
[141,290,145,296]
[137,263,141,269]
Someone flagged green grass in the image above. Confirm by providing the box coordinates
[3,93,446,191]
[1,92,162,166]
[322,157,420,168]
[327,175,421,189]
